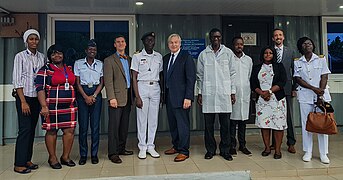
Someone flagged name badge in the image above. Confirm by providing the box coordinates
[65,82,70,90]
[140,59,147,65]
[88,83,93,88]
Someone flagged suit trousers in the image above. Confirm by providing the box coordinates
[136,82,160,151]
[204,113,231,154]
[108,89,131,157]
[300,103,328,155]
[230,119,247,149]
[166,91,190,156]
[78,85,102,157]
[14,96,40,166]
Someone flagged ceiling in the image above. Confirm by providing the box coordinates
[0,0,343,16]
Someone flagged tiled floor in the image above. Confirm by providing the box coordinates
[1,134,343,179]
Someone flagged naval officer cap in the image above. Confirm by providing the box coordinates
[141,32,155,41]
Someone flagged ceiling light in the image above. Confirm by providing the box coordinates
[340,5,343,9]
[136,2,144,6]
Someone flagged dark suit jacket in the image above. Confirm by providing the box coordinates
[103,53,132,107]
[278,46,295,96]
[250,63,287,101]
[163,50,196,108]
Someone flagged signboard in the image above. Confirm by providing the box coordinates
[0,14,39,38]
[182,39,206,59]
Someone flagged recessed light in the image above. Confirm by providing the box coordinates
[136,2,144,6]
[340,5,343,9]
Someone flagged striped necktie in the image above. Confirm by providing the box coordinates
[276,48,282,63]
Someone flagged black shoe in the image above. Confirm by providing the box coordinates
[204,152,215,159]
[119,150,133,155]
[229,148,237,156]
[60,157,76,167]
[79,156,87,165]
[239,147,252,155]
[14,167,31,174]
[91,156,99,164]
[261,150,271,157]
[26,162,39,170]
[48,160,62,169]
[220,153,233,161]
[109,155,122,164]
[274,153,282,159]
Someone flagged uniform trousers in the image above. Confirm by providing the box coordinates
[136,81,160,151]
[14,96,40,166]
[300,103,329,155]
[108,89,131,158]
[78,85,102,157]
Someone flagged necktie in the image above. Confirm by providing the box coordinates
[168,54,175,71]
[276,48,282,63]
[119,54,127,59]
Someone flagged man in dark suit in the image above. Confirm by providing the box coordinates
[272,28,297,153]
[163,33,196,162]
[104,35,133,164]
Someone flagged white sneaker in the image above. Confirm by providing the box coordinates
[302,152,312,162]
[320,154,330,164]
[147,149,160,158]
[138,150,147,159]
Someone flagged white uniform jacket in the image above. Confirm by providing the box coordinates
[293,53,331,104]
[231,53,253,120]
[197,45,236,113]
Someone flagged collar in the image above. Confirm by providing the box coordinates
[209,44,224,52]
[83,58,98,66]
[234,52,246,59]
[274,45,284,51]
[299,53,318,62]
[171,49,181,57]
[142,48,156,56]
[26,48,38,56]
[116,52,127,59]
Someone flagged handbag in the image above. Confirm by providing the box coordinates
[306,105,337,135]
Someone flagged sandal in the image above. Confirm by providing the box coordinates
[14,167,31,174]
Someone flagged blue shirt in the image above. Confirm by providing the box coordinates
[117,52,130,88]
[74,58,103,85]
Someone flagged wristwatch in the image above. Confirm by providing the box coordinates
[318,96,324,100]
[268,89,273,94]
[92,94,97,98]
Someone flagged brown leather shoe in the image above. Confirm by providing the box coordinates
[109,155,122,164]
[164,148,178,155]
[174,153,189,162]
[288,145,296,154]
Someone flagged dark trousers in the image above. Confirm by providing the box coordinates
[14,96,40,166]
[230,120,247,149]
[108,89,131,157]
[272,95,296,146]
[78,85,102,157]
[166,92,190,156]
[204,113,230,154]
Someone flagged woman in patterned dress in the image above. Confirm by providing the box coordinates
[250,46,287,159]
[36,44,77,169]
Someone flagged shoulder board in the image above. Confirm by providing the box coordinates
[133,50,141,54]
[319,55,325,58]
[293,58,300,61]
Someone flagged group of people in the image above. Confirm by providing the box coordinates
[12,27,332,174]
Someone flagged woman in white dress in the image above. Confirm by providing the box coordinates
[250,46,287,159]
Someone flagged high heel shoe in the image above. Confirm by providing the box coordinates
[60,157,76,167]
[48,159,62,169]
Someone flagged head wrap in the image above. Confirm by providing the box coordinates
[23,29,40,44]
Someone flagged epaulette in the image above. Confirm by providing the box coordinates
[293,58,300,61]
[133,50,141,54]
[319,55,325,58]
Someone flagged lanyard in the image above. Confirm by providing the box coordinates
[53,64,68,82]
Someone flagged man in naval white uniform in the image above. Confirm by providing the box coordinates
[131,32,163,159]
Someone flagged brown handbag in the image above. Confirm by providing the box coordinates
[306,105,338,135]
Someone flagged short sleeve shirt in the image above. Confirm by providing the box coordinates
[131,49,163,81]
[74,58,103,85]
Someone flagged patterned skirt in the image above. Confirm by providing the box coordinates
[42,85,77,130]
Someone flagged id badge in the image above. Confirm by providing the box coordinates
[88,83,93,88]
[65,82,70,90]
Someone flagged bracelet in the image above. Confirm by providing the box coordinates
[92,94,97,98]
[318,96,324,100]
[268,89,273,94]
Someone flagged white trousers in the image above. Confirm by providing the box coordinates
[300,103,329,155]
[137,81,160,151]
